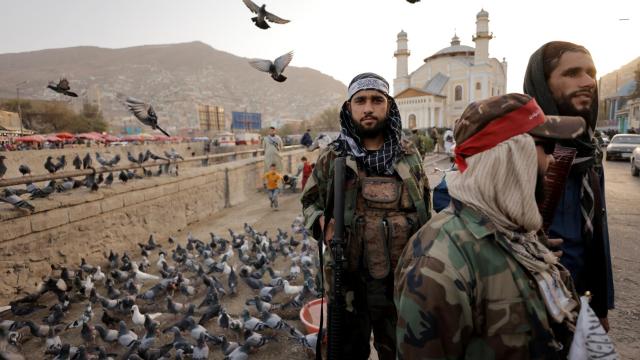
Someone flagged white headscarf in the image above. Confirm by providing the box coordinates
[448,134,577,323]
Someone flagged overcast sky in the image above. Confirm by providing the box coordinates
[1,0,638,94]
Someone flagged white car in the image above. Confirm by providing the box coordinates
[605,134,640,161]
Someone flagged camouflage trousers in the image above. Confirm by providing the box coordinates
[324,249,397,360]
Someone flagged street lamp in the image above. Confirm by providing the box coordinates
[16,80,28,136]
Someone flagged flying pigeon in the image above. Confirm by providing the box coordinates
[249,51,294,82]
[120,96,171,136]
[46,78,78,97]
[242,0,290,29]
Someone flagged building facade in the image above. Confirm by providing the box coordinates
[0,110,34,139]
[197,104,226,133]
[394,9,507,129]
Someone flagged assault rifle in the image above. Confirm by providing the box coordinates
[327,156,347,359]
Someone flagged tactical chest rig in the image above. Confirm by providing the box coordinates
[346,165,426,279]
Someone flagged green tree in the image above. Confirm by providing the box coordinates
[309,106,340,131]
[0,99,108,133]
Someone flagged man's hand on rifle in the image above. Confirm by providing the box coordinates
[319,215,335,246]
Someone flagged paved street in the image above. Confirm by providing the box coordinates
[602,159,640,359]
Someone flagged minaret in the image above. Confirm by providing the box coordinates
[472,9,492,65]
[394,30,410,94]
[450,33,461,47]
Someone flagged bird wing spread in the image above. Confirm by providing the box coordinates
[248,59,273,73]
[274,51,294,74]
[265,11,290,24]
[242,0,260,14]
[125,97,153,122]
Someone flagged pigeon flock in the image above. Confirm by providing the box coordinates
[0,149,184,213]
[0,216,323,359]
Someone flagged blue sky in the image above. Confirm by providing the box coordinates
[2,0,638,92]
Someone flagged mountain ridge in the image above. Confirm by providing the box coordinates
[0,41,347,131]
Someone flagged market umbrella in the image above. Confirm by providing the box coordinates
[14,135,45,143]
[55,132,75,139]
[44,135,63,142]
[77,132,103,141]
[101,134,120,142]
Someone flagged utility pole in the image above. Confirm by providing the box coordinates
[15,81,28,136]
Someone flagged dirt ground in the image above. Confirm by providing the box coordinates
[1,186,321,359]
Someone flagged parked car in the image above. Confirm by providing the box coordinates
[631,146,640,176]
[605,134,640,161]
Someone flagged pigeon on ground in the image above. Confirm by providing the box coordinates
[29,180,56,199]
[146,150,167,161]
[44,156,58,173]
[127,151,141,164]
[244,328,276,348]
[241,308,267,331]
[1,189,35,212]
[105,172,114,186]
[72,154,82,170]
[289,327,322,354]
[18,164,31,176]
[55,155,66,172]
[0,155,6,178]
[82,153,92,169]
[249,51,294,82]
[193,333,209,360]
[119,170,128,183]
[119,95,170,136]
[242,0,290,29]
[117,320,139,348]
[46,78,78,97]
[95,325,118,342]
[96,152,120,167]
[164,148,184,161]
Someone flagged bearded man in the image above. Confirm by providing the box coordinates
[301,72,431,359]
[395,93,587,359]
[524,41,614,331]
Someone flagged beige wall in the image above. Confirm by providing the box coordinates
[0,148,313,304]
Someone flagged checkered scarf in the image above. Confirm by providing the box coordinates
[333,97,402,175]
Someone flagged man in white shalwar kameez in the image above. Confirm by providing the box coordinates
[263,126,284,172]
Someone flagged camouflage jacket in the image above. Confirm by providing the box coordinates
[395,201,573,360]
[301,139,431,243]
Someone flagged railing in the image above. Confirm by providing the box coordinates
[0,145,303,188]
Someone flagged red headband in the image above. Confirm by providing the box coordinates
[454,98,546,172]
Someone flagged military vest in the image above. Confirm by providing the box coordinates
[323,145,429,279]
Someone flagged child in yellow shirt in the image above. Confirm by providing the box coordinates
[263,163,283,209]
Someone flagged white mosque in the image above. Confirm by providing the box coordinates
[393,9,508,129]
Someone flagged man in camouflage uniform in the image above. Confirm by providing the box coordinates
[395,93,586,359]
[301,72,431,359]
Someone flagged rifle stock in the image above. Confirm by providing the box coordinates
[327,157,346,359]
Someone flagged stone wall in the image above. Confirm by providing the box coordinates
[0,148,313,304]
